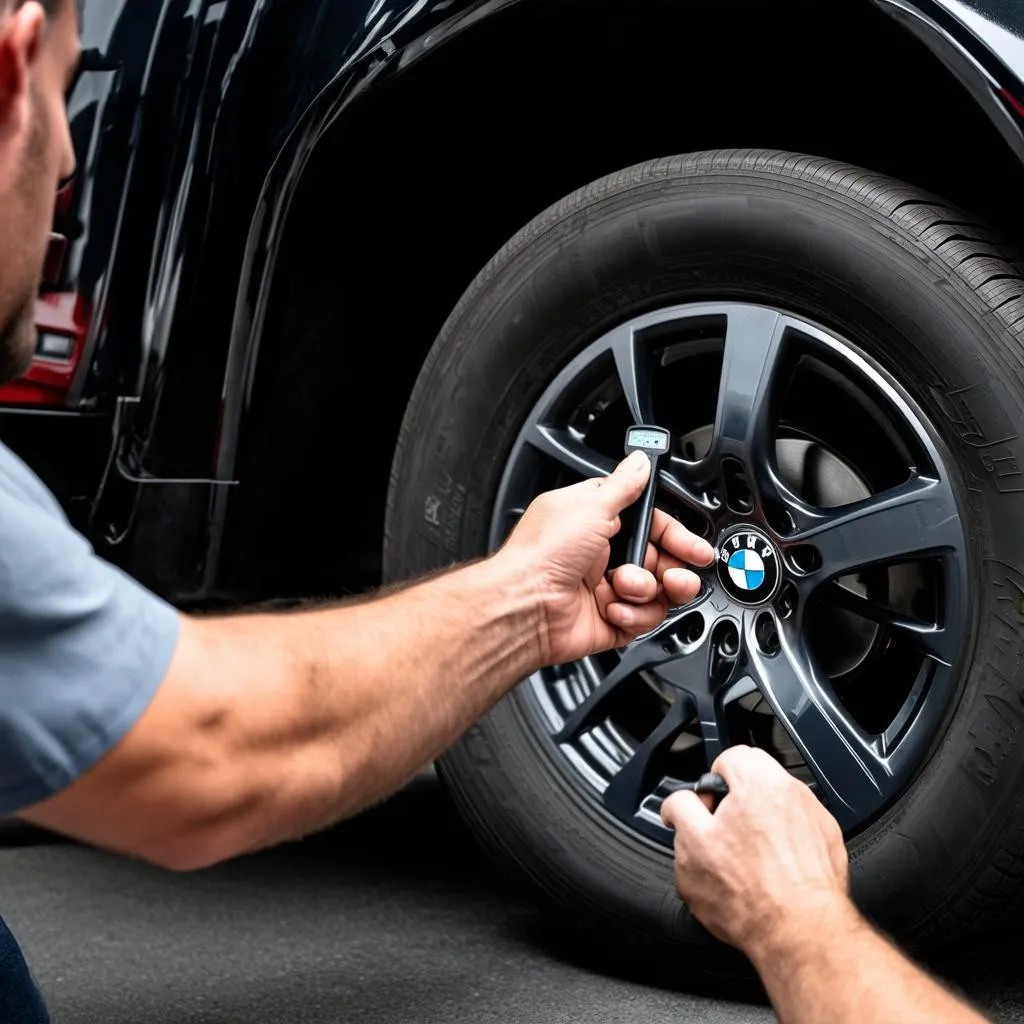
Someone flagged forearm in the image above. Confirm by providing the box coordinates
[190,553,542,857]
[22,552,544,869]
[216,554,540,822]
[749,898,988,1024]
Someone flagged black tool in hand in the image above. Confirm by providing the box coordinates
[667,771,730,811]
[620,425,671,567]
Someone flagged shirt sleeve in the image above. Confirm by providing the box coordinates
[0,476,180,815]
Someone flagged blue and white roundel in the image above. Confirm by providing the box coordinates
[718,529,779,604]
[727,548,766,592]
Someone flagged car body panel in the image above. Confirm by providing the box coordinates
[1,0,1023,602]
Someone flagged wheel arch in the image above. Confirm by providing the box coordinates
[212,0,1024,602]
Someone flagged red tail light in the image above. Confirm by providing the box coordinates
[999,86,1024,118]
[0,292,90,407]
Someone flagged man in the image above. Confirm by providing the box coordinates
[0,0,1000,1021]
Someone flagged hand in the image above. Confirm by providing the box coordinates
[498,450,715,665]
[660,745,851,958]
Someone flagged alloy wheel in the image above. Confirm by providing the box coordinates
[489,302,968,844]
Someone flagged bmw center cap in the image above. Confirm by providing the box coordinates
[716,529,780,605]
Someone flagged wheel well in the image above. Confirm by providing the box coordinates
[218,0,1024,601]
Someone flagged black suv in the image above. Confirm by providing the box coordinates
[12,0,1024,971]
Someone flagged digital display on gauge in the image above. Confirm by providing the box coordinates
[626,427,669,451]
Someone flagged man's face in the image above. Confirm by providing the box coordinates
[0,0,78,382]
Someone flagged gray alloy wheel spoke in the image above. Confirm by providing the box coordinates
[554,606,709,743]
[880,659,934,758]
[602,692,697,821]
[693,691,728,764]
[524,424,616,480]
[609,324,655,425]
[553,650,645,744]
[697,675,762,764]
[827,582,953,665]
[787,475,961,580]
[755,463,823,532]
[720,674,759,704]
[660,459,720,516]
[704,306,786,473]
[744,614,894,831]
[655,638,726,761]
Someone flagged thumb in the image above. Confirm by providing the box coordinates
[593,450,650,514]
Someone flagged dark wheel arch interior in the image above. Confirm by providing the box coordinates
[216,0,1024,604]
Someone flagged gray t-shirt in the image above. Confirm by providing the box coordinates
[0,440,179,814]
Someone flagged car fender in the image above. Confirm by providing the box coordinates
[873,0,1024,160]
[211,0,1024,493]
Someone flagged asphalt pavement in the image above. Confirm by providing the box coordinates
[1,774,1022,1024]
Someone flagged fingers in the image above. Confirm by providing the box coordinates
[638,545,702,606]
[602,598,666,636]
[711,744,790,787]
[602,557,673,636]
[607,563,659,604]
[607,559,701,613]
[661,788,713,834]
[650,510,715,567]
[589,450,651,516]
[662,567,702,606]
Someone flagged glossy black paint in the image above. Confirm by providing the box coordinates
[878,0,1024,156]
[3,0,1024,607]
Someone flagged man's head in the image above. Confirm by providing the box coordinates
[0,0,78,382]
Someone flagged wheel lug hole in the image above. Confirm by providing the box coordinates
[774,581,798,620]
[675,611,705,646]
[764,502,796,536]
[755,612,780,655]
[786,544,822,575]
[715,621,740,657]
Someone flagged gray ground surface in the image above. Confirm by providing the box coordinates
[1,776,1022,1023]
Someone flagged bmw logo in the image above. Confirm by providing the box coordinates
[716,529,780,605]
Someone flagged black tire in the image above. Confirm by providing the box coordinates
[383,150,1024,971]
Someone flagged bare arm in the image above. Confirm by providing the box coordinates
[23,559,543,870]
[661,747,988,1024]
[749,897,985,1024]
[21,452,714,870]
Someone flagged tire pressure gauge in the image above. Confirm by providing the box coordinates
[667,771,730,809]
[622,425,671,567]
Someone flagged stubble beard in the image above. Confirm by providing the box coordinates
[0,293,38,382]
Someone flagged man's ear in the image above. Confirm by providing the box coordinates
[0,3,45,133]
